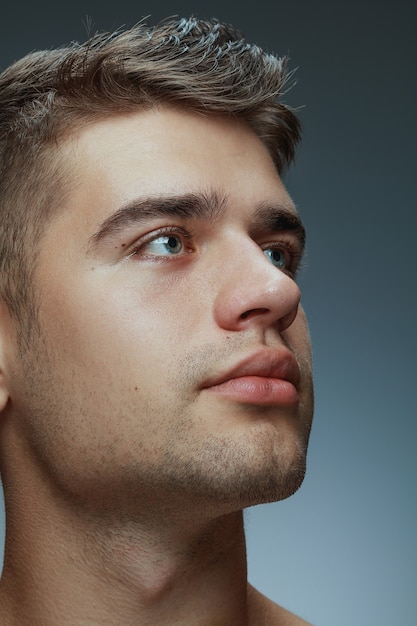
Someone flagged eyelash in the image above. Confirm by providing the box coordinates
[262,239,304,278]
[129,227,194,258]
[129,227,302,277]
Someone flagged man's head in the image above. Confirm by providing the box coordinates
[0,17,300,349]
[0,18,312,522]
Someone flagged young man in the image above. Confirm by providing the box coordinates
[0,17,314,625]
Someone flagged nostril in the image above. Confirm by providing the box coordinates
[240,308,269,320]
[278,306,299,332]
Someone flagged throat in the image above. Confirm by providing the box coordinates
[80,510,249,624]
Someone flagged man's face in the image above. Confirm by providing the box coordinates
[7,108,313,519]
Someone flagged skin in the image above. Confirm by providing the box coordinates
[0,107,313,625]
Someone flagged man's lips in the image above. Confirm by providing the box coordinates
[200,350,301,406]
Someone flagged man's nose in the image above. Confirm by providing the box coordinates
[212,240,301,334]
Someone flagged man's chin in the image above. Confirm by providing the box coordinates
[240,466,306,509]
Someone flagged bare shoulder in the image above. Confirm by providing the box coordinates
[248,585,313,626]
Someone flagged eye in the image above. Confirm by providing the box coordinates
[130,228,194,261]
[263,247,289,270]
[144,234,184,256]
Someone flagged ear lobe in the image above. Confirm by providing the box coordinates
[0,364,10,413]
[0,301,13,413]
[0,373,9,413]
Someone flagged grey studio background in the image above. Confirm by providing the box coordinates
[1,1,416,625]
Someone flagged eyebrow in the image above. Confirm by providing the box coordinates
[88,190,227,251]
[87,190,306,253]
[250,203,306,251]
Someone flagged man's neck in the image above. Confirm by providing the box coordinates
[0,497,250,625]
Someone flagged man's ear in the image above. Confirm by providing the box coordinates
[0,367,9,413]
[0,301,12,413]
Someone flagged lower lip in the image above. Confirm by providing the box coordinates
[205,376,299,406]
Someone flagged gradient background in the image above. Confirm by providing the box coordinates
[1,1,416,624]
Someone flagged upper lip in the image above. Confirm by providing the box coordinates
[201,348,301,389]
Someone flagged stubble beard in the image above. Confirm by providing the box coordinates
[14,328,313,524]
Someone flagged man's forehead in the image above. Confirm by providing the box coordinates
[68,106,276,170]
[56,108,298,243]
